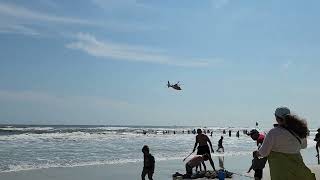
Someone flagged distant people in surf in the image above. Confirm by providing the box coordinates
[228,130,231,137]
[141,145,155,180]
[236,130,240,138]
[315,128,320,164]
[192,129,215,172]
[216,136,224,152]
[247,151,267,180]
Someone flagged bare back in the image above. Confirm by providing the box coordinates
[196,134,209,146]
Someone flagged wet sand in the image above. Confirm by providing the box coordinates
[0,148,319,180]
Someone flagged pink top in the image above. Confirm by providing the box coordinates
[187,155,204,168]
[257,133,265,144]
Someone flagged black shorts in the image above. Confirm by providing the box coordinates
[185,164,192,175]
[254,169,263,179]
[197,145,210,155]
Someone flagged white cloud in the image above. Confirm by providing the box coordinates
[0,2,98,25]
[0,24,39,36]
[66,33,214,67]
[0,90,129,109]
[0,2,160,36]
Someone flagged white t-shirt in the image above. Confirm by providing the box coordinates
[258,126,307,157]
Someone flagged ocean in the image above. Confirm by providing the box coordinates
[0,125,318,174]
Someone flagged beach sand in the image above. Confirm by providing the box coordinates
[0,158,319,180]
[0,160,319,180]
[1,148,319,180]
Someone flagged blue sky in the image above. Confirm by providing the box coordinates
[0,0,320,128]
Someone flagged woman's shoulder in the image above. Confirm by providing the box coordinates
[267,127,286,135]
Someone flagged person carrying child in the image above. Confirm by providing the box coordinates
[247,151,267,180]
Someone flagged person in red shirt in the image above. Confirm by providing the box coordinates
[248,129,265,148]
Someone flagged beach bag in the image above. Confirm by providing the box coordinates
[268,151,316,180]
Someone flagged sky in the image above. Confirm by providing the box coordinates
[0,0,320,128]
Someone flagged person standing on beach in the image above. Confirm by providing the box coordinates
[247,151,267,180]
[257,107,315,180]
[236,131,240,138]
[216,136,224,152]
[141,145,155,180]
[228,130,231,137]
[192,129,215,172]
[315,128,320,163]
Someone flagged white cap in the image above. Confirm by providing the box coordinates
[275,107,291,119]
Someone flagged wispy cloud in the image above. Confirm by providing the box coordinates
[0,2,161,36]
[0,2,99,26]
[66,33,214,67]
[0,90,130,109]
[0,24,39,36]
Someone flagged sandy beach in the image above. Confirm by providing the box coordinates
[0,154,319,180]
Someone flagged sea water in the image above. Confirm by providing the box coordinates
[0,125,318,173]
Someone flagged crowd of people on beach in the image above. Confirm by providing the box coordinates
[141,106,319,180]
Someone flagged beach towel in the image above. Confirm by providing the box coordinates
[268,151,316,180]
[172,170,232,179]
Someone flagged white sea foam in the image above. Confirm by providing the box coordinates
[1,125,318,174]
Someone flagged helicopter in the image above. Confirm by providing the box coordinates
[167,81,182,90]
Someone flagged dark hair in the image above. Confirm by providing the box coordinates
[142,145,149,153]
[284,114,309,138]
[197,129,202,133]
[203,153,209,160]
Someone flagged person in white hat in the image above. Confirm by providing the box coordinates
[256,107,315,180]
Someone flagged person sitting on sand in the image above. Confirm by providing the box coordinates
[257,107,315,180]
[192,129,215,172]
[184,154,215,178]
[247,151,267,180]
[216,136,224,152]
[141,145,155,180]
[248,129,265,148]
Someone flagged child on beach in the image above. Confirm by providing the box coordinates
[247,151,267,180]
[141,145,155,180]
[184,153,215,178]
[216,136,224,152]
